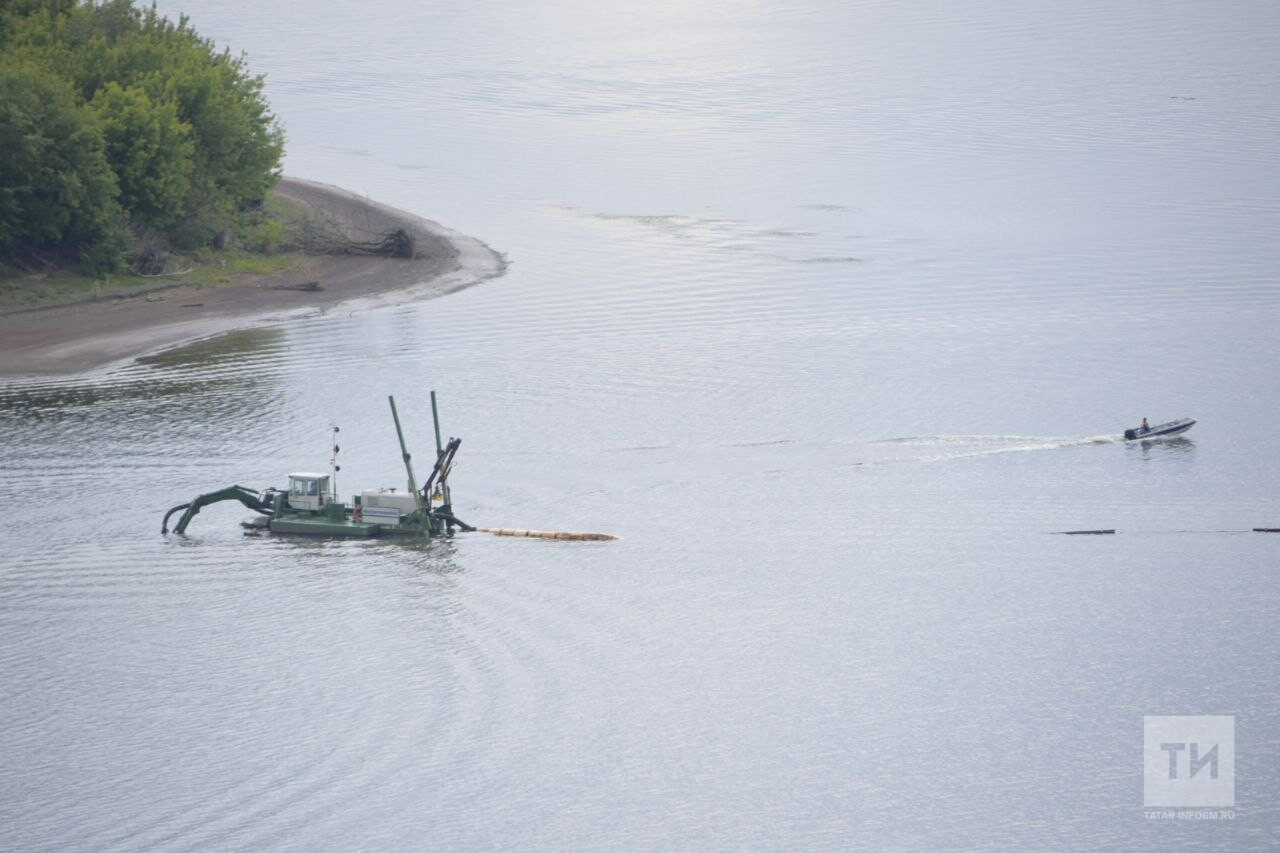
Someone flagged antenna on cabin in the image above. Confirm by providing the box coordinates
[329,422,341,499]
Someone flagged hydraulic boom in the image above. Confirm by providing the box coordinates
[163,485,273,534]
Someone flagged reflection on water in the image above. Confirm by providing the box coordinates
[1129,436,1197,457]
[3,0,1280,849]
[136,326,289,372]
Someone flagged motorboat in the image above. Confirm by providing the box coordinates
[1123,418,1195,441]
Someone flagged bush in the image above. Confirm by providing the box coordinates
[240,218,286,253]
[0,60,127,272]
[0,0,284,271]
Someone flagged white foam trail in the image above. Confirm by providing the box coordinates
[871,433,1121,463]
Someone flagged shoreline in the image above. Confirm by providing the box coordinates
[0,178,505,378]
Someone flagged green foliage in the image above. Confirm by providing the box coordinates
[0,60,127,270]
[239,215,286,253]
[0,0,284,273]
[90,81,193,227]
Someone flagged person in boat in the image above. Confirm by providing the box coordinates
[1140,417,1149,433]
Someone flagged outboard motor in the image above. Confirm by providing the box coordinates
[1124,428,1137,440]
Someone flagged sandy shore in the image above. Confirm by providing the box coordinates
[0,178,505,377]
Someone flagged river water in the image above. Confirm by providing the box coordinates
[2,1,1278,849]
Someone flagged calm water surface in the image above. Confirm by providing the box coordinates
[2,1,1278,849]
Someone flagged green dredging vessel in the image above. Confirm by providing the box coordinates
[162,393,473,538]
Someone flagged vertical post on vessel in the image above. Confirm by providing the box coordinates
[388,395,424,513]
[429,390,451,518]
[430,390,444,458]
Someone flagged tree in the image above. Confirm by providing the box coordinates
[1,0,285,269]
[79,2,284,240]
[0,59,127,272]
[90,81,194,228]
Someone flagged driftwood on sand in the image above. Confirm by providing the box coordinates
[293,207,415,259]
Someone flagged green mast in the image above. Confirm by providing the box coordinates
[388,395,425,514]
[430,390,444,458]
[430,390,450,513]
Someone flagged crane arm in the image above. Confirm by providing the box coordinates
[163,485,273,534]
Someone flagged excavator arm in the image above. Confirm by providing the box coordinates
[163,485,274,534]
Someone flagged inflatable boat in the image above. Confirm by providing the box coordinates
[1124,418,1196,441]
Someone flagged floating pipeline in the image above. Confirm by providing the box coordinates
[477,527,620,541]
[1051,528,1279,535]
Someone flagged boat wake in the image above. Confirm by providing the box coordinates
[871,433,1121,463]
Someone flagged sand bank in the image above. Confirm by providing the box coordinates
[0,178,505,377]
